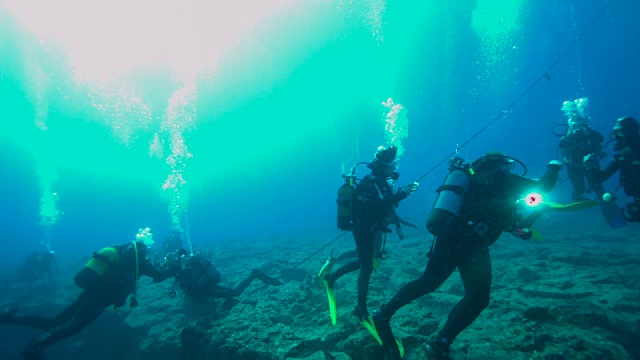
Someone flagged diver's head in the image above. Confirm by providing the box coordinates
[368,145,399,180]
[165,249,188,270]
[135,227,154,248]
[561,98,590,129]
[472,151,515,174]
[610,116,640,151]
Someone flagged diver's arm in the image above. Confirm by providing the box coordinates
[537,162,561,192]
[508,162,561,195]
[140,259,176,282]
[589,158,619,182]
[357,178,408,209]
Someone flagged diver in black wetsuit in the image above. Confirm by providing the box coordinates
[586,116,640,222]
[165,249,282,302]
[319,145,418,322]
[558,98,606,201]
[0,237,174,360]
[372,153,562,360]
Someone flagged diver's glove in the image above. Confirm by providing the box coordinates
[548,160,563,171]
[512,228,533,240]
[582,154,599,171]
[399,182,419,196]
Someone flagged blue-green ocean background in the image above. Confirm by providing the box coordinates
[0,1,638,275]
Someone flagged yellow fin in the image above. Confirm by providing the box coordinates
[324,280,337,325]
[547,200,598,212]
[531,229,543,242]
[397,339,405,358]
[361,316,382,345]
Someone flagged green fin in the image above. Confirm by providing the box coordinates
[324,280,337,325]
[547,200,598,212]
[318,257,334,282]
[372,257,381,270]
[531,229,543,242]
[360,316,382,345]
[397,339,405,358]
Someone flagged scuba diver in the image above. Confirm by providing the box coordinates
[557,98,606,202]
[371,152,562,360]
[16,250,58,286]
[0,228,175,360]
[319,145,419,328]
[585,116,640,223]
[164,248,282,302]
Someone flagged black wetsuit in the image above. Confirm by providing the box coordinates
[327,174,408,316]
[558,126,605,201]
[2,242,173,358]
[378,164,559,343]
[175,253,280,301]
[589,146,640,221]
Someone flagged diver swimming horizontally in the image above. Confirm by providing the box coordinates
[163,248,283,302]
[0,228,174,360]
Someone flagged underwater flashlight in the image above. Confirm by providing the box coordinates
[523,192,543,207]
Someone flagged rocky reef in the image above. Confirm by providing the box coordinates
[1,215,638,359]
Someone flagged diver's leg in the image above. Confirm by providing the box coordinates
[373,232,383,259]
[325,234,361,286]
[325,260,359,286]
[377,235,458,319]
[219,271,259,298]
[0,292,85,331]
[568,165,586,201]
[252,269,283,286]
[437,240,491,345]
[22,292,108,357]
[373,235,458,358]
[336,249,358,262]
[586,172,606,200]
[353,225,375,318]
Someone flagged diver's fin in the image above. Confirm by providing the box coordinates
[600,201,628,229]
[547,200,598,212]
[360,316,382,345]
[318,257,334,283]
[531,229,543,242]
[397,340,405,358]
[372,257,381,270]
[323,280,337,325]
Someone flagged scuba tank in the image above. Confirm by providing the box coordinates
[337,174,357,231]
[74,247,119,290]
[336,162,368,231]
[426,157,472,236]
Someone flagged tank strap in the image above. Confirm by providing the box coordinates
[93,252,117,265]
[436,184,466,194]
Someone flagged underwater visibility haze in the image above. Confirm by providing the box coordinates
[0,0,639,359]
